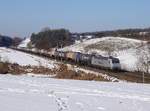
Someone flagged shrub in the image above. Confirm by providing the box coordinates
[56,64,109,81]
[0,62,9,74]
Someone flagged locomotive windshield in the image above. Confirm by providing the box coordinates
[112,58,120,63]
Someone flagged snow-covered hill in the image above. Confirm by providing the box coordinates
[60,37,149,72]
[0,74,149,111]
[0,47,57,69]
[18,37,31,48]
[61,37,143,53]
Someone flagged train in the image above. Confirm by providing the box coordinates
[14,47,121,70]
[55,50,121,70]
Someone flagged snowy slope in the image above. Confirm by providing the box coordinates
[60,38,103,52]
[0,74,150,111]
[60,37,149,72]
[18,37,30,48]
[61,37,143,53]
[0,47,57,69]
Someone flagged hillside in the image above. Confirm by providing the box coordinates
[0,47,57,69]
[0,47,119,82]
[60,37,150,72]
[0,38,150,111]
[18,37,31,48]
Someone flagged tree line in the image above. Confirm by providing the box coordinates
[30,28,74,50]
[0,35,23,47]
[79,28,150,41]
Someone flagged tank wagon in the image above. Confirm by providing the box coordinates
[79,54,92,65]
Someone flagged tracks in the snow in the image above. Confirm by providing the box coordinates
[49,91,69,111]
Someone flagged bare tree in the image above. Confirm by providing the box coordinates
[41,27,51,32]
[136,42,150,74]
[107,50,113,57]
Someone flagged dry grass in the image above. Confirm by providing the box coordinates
[56,64,109,81]
[0,61,109,82]
[28,66,56,75]
[8,63,27,75]
[0,62,9,74]
[0,61,56,75]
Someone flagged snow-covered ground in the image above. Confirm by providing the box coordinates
[60,37,149,72]
[0,47,57,69]
[18,37,31,48]
[0,74,150,111]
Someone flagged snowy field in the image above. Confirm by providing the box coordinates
[0,47,57,69]
[0,74,150,111]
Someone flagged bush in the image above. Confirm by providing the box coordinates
[0,62,9,74]
[56,64,109,81]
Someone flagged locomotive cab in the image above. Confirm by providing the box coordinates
[110,58,121,70]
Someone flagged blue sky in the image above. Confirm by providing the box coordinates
[0,0,150,37]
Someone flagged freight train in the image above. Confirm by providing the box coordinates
[54,50,121,70]
[15,48,121,70]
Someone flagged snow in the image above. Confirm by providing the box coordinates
[0,74,150,111]
[18,38,30,48]
[60,38,103,52]
[0,47,57,69]
[117,49,138,71]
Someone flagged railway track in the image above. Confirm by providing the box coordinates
[11,47,150,83]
